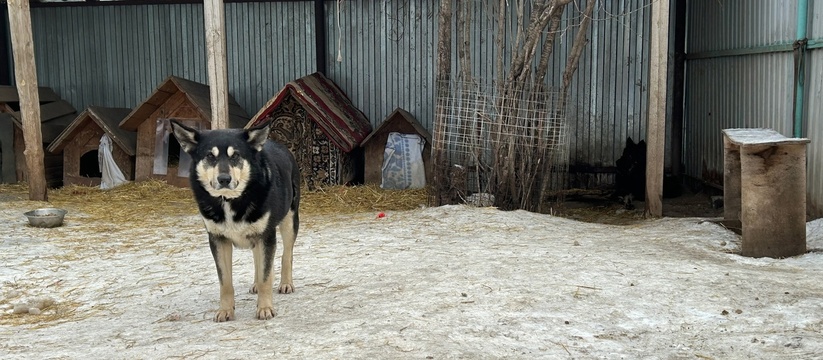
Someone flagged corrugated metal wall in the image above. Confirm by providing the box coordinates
[685,0,823,217]
[31,2,316,119]
[324,0,437,131]
[327,0,653,185]
[805,2,823,217]
[27,0,654,188]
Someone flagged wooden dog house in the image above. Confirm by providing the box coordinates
[0,86,76,187]
[47,107,135,187]
[246,72,372,190]
[360,108,432,187]
[119,76,249,187]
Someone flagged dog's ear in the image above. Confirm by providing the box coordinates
[246,121,271,151]
[170,120,199,154]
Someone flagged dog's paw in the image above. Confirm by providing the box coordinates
[214,308,235,322]
[278,282,294,294]
[256,306,276,320]
[248,284,258,294]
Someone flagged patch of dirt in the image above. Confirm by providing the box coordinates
[550,190,723,225]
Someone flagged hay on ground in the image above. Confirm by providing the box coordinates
[0,181,430,224]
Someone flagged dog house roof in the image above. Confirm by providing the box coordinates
[245,72,372,153]
[119,76,249,131]
[48,106,136,155]
[0,85,77,143]
[360,107,431,146]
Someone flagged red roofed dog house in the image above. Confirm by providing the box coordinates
[47,107,135,187]
[119,76,249,187]
[246,72,372,190]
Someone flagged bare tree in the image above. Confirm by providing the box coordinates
[431,0,454,206]
[433,0,597,212]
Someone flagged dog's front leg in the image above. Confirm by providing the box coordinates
[252,236,276,320]
[209,234,235,322]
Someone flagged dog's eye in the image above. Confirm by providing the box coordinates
[230,153,239,160]
[206,154,216,161]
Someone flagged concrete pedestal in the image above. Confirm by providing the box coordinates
[722,128,810,258]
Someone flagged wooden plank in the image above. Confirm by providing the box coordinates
[0,85,60,103]
[8,0,47,201]
[723,128,810,147]
[644,0,669,217]
[203,0,229,129]
[0,114,16,183]
[11,99,75,123]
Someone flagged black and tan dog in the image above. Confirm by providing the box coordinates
[170,120,300,322]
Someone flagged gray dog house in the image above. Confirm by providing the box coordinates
[0,86,76,187]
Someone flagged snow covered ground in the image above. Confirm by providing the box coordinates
[2,203,823,359]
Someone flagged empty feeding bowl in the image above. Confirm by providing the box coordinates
[24,208,68,228]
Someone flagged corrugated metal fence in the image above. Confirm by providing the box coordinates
[31,2,317,120]
[27,0,654,188]
[685,0,823,217]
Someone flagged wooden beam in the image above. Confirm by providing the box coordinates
[314,0,326,74]
[670,0,686,177]
[7,0,47,201]
[203,0,229,129]
[11,99,75,123]
[645,0,670,217]
[0,7,10,86]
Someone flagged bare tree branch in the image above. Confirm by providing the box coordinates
[560,0,596,97]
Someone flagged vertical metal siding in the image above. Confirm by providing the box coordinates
[327,0,652,173]
[685,0,798,184]
[326,0,439,131]
[31,2,315,119]
[805,48,823,216]
[684,54,794,181]
[562,0,651,169]
[688,0,797,53]
[686,0,823,216]
[28,0,653,188]
[225,1,316,114]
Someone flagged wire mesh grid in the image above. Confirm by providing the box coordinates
[432,80,570,211]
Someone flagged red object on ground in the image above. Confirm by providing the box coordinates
[377,212,386,218]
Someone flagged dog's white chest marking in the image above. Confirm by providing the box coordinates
[203,201,270,249]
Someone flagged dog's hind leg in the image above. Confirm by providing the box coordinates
[210,235,235,322]
[252,236,276,320]
[278,210,298,294]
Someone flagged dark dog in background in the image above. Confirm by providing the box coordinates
[614,137,683,210]
[170,120,300,322]
[614,137,647,210]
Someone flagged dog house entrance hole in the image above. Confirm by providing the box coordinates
[154,118,198,177]
[80,150,102,178]
[167,135,181,168]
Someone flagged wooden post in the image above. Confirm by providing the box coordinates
[722,136,742,222]
[7,0,46,201]
[722,129,809,258]
[739,144,808,258]
[314,0,327,75]
[645,0,669,217]
[203,0,229,129]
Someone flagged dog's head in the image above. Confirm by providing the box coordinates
[170,120,271,199]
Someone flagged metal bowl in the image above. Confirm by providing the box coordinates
[24,208,68,228]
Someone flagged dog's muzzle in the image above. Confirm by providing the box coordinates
[214,174,237,190]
